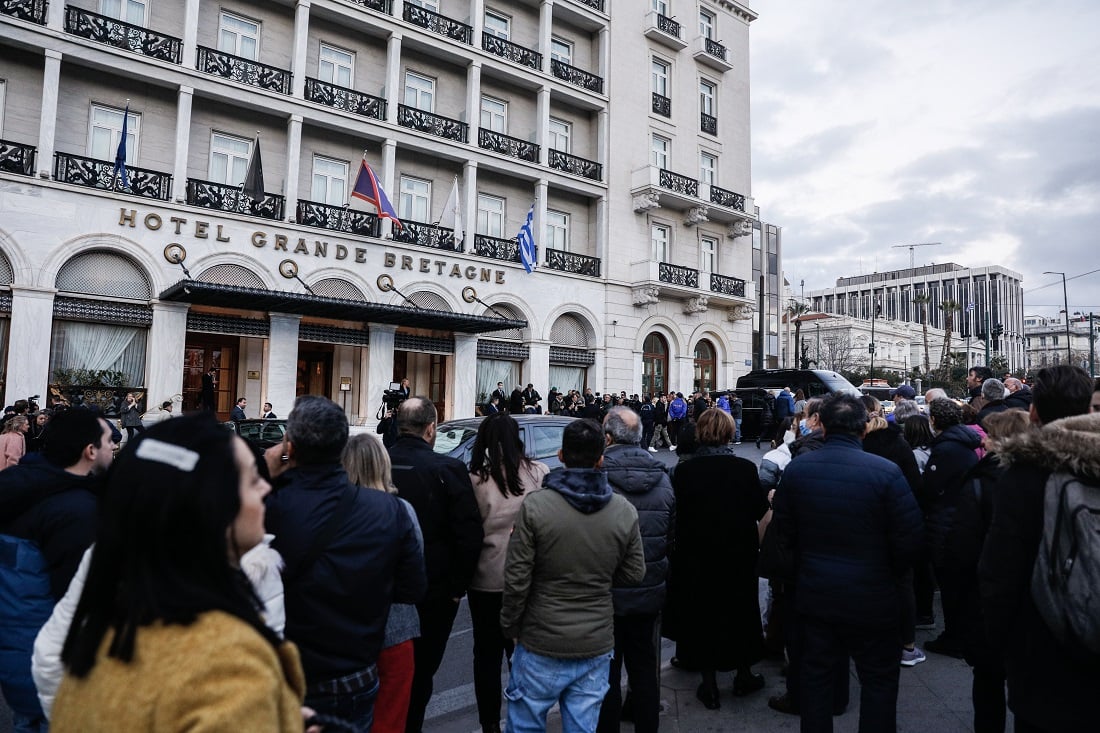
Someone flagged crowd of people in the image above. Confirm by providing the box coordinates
[0,366,1097,733]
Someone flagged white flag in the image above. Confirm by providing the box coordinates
[439,176,462,244]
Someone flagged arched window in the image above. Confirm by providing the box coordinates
[643,332,669,397]
[693,339,715,392]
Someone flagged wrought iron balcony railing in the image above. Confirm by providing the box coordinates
[652,93,671,117]
[0,0,46,24]
[54,152,172,200]
[296,200,380,237]
[704,38,728,62]
[348,0,391,13]
[304,78,386,120]
[0,139,36,176]
[659,169,698,197]
[478,128,539,162]
[548,149,602,181]
[196,46,291,95]
[576,0,604,10]
[709,184,746,211]
[656,14,680,38]
[397,104,468,143]
[546,248,601,278]
[473,234,520,263]
[700,112,717,135]
[710,273,746,298]
[186,178,285,220]
[64,7,182,64]
[390,219,459,251]
[482,34,542,70]
[402,3,472,44]
[550,59,604,94]
[659,262,699,288]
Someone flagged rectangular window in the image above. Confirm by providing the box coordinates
[310,156,349,206]
[651,58,669,96]
[89,104,139,163]
[218,12,260,60]
[545,210,569,251]
[651,134,669,169]
[477,194,505,237]
[208,132,251,185]
[653,0,669,14]
[699,151,717,185]
[318,44,354,88]
[550,38,573,64]
[399,176,430,222]
[404,71,435,112]
[480,96,507,133]
[700,235,717,273]
[699,9,716,39]
[0,80,7,136]
[484,10,510,40]
[100,0,146,24]
[651,224,670,262]
[699,79,716,115]
[548,117,571,152]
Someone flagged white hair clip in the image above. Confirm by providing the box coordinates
[135,438,200,472]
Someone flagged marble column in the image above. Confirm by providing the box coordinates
[380,139,397,238]
[36,51,61,179]
[284,115,303,221]
[267,314,301,417]
[461,160,478,250]
[46,0,64,30]
[366,324,397,428]
[453,333,479,420]
[171,86,194,202]
[526,342,551,399]
[538,0,553,64]
[384,33,403,125]
[146,302,190,406]
[465,61,482,138]
[536,86,551,166]
[291,0,311,98]
[6,287,55,404]
[595,195,608,272]
[182,0,201,68]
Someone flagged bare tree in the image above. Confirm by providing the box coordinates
[815,331,860,373]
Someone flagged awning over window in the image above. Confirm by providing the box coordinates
[158,280,527,335]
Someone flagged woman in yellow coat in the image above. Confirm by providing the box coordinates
[51,414,319,732]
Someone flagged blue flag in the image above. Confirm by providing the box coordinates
[113,103,130,190]
[517,202,537,274]
[351,156,402,229]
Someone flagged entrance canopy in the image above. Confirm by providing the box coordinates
[159,280,527,334]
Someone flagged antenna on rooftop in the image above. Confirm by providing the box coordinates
[892,242,942,269]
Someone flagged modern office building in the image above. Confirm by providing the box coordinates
[0,0,760,422]
[805,263,1026,372]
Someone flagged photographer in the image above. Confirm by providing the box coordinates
[120,392,145,443]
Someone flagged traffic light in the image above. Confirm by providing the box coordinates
[993,323,1005,336]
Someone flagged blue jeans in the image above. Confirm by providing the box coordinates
[304,665,380,733]
[734,418,743,442]
[505,644,612,733]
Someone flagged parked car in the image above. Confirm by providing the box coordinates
[433,414,576,470]
[736,368,861,398]
[224,419,287,457]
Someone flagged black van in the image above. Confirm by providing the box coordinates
[735,369,861,398]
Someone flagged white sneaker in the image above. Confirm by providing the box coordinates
[900,647,926,667]
[669,444,677,450]
[648,446,658,452]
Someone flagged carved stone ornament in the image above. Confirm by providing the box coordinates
[632,285,660,306]
[683,295,709,314]
[632,192,661,213]
[727,219,754,238]
[683,206,709,227]
[726,304,755,322]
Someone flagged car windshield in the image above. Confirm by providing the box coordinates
[434,425,478,455]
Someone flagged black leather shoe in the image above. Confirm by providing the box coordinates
[696,683,720,710]
[768,692,798,715]
[733,672,765,696]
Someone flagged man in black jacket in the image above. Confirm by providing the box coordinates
[265,396,426,732]
[387,397,484,733]
[596,407,674,733]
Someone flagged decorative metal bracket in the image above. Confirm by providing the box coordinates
[377,274,421,309]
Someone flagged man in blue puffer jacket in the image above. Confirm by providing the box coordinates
[772,393,923,733]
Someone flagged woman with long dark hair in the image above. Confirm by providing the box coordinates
[51,414,315,732]
[467,413,548,733]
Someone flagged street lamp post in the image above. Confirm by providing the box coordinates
[868,289,880,382]
[1044,271,1071,363]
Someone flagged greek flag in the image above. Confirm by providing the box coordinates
[113,103,130,190]
[966,302,975,312]
[517,202,537,274]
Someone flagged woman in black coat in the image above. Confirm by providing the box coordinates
[667,409,769,710]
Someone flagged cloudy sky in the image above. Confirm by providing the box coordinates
[749,0,1100,318]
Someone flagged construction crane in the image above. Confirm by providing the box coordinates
[892,242,943,269]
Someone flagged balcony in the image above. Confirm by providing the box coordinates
[196,46,291,95]
[64,7,182,64]
[660,262,699,288]
[550,59,604,94]
[397,104,468,143]
[575,0,604,10]
[296,200,380,237]
[652,93,671,118]
[186,178,285,220]
[0,139,36,176]
[708,184,746,212]
[700,112,717,135]
[631,165,754,225]
[692,36,733,72]
[629,260,753,309]
[347,0,391,13]
[54,152,172,201]
[546,248,600,278]
[644,11,687,51]
[548,149,602,181]
[403,3,472,45]
[305,78,386,120]
[482,35,542,71]
[710,273,746,298]
[390,219,458,251]
[478,129,538,163]
[1,0,46,24]
[473,234,520,263]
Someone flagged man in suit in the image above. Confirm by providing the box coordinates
[261,402,277,419]
[229,397,248,422]
[200,368,216,411]
[491,382,508,412]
